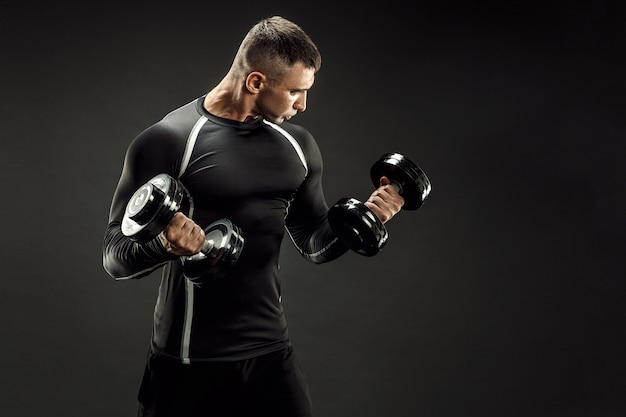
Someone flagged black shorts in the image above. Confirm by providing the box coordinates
[137,345,313,417]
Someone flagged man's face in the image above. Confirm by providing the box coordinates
[255,62,315,124]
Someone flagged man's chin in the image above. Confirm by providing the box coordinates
[272,117,287,125]
[265,115,293,124]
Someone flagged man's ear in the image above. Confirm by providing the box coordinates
[245,71,266,93]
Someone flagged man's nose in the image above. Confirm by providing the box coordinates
[294,93,307,112]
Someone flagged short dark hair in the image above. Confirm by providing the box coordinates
[234,16,322,83]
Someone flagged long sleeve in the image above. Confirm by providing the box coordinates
[283,125,349,263]
[102,122,186,280]
[286,214,349,263]
[103,221,177,280]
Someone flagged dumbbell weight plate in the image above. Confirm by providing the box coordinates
[327,197,389,257]
[183,219,245,280]
[370,152,431,210]
[121,174,185,243]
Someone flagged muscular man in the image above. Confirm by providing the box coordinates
[103,15,404,417]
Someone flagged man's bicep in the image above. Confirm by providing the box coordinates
[108,126,183,222]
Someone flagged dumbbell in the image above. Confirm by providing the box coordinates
[327,152,431,256]
[121,173,244,281]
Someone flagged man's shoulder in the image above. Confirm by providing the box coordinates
[129,98,202,151]
[159,97,203,130]
[268,121,314,142]
[266,121,323,164]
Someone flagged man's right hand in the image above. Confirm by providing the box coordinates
[158,212,206,256]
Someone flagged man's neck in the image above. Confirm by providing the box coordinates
[203,75,257,122]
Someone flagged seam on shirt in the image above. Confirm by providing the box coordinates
[262,119,308,177]
[177,115,207,363]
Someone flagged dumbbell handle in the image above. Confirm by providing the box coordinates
[184,219,244,267]
[389,181,403,195]
[200,238,215,255]
[185,239,215,262]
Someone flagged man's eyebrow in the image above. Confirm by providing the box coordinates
[291,81,315,92]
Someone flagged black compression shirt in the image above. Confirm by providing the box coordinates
[103,96,348,362]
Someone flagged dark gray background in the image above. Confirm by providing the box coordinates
[1,1,625,416]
